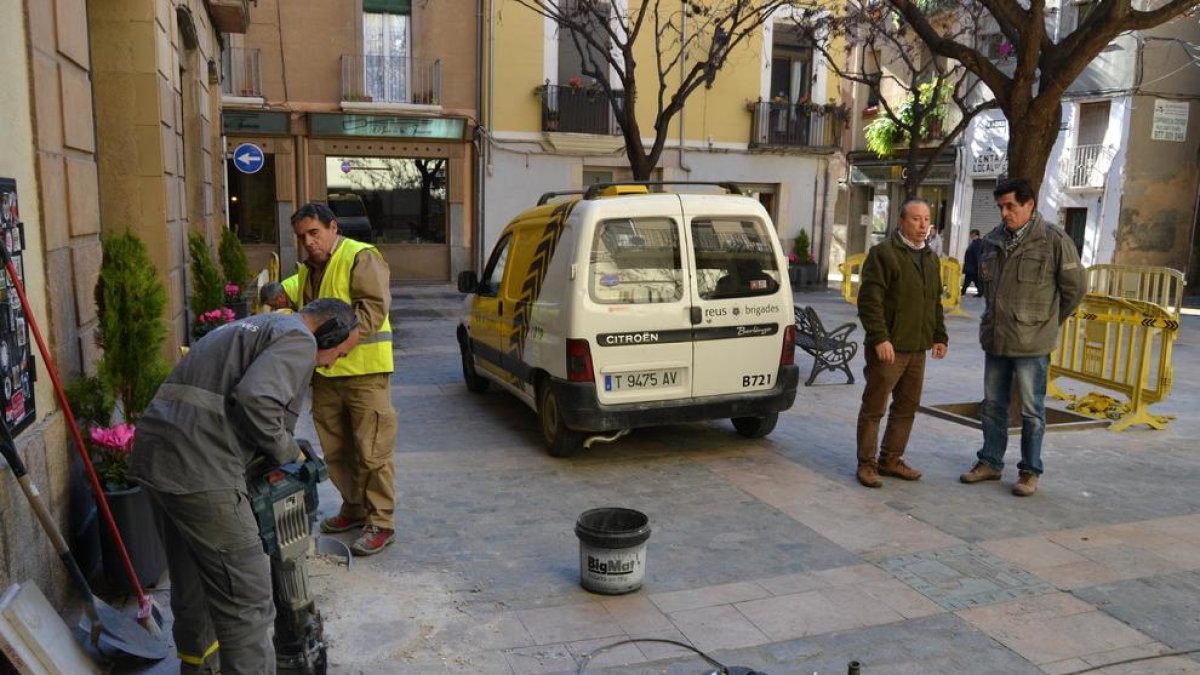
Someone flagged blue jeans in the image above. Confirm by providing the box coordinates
[977,353,1049,475]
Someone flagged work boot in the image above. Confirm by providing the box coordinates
[879,457,923,481]
[959,461,1002,484]
[320,514,365,534]
[351,525,395,556]
[1012,471,1039,497]
[856,461,882,488]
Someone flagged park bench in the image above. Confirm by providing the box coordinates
[794,305,858,386]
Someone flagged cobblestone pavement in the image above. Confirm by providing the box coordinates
[125,283,1200,675]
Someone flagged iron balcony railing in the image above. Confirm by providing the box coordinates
[1061,143,1113,189]
[749,102,844,149]
[221,46,262,98]
[340,54,441,105]
[538,84,624,135]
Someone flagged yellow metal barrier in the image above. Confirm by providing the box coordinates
[940,257,969,318]
[839,253,867,305]
[1049,293,1180,431]
[1085,264,1185,317]
[252,253,283,314]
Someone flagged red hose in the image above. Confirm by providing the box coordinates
[1,251,157,630]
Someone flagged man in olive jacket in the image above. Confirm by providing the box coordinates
[960,177,1085,496]
[855,197,948,488]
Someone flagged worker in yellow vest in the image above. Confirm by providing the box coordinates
[284,203,397,556]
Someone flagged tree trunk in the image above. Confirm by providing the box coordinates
[1003,102,1063,195]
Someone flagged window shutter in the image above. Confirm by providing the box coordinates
[363,0,411,15]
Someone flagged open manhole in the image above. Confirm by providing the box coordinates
[919,401,1109,432]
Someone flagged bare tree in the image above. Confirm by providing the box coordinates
[513,0,794,179]
[885,0,1200,191]
[793,2,996,199]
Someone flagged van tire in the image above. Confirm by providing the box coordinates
[460,343,490,393]
[539,383,585,457]
[732,413,778,438]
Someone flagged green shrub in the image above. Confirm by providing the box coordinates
[95,233,170,421]
[188,231,225,315]
[793,229,812,263]
[64,374,113,428]
[218,227,250,291]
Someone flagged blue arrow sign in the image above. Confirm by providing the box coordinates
[232,143,265,174]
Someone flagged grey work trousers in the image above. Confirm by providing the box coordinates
[856,349,927,463]
[146,487,276,674]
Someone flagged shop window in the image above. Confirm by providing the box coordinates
[326,156,448,244]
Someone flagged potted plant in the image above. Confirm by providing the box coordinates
[189,232,226,339]
[791,230,820,286]
[194,307,236,339]
[218,228,252,318]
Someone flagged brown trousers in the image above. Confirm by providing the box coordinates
[311,372,398,529]
[856,349,927,463]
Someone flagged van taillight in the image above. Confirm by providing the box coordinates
[566,339,595,382]
[781,325,796,366]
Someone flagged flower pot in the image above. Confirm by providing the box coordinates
[225,296,251,319]
[100,484,167,591]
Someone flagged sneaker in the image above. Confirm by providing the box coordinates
[350,525,395,556]
[1012,471,1039,497]
[320,514,365,534]
[879,458,923,481]
[959,461,1002,484]
[856,461,882,488]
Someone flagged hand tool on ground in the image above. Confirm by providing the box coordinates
[0,419,167,660]
[0,244,163,636]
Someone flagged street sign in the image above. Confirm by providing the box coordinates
[232,143,265,174]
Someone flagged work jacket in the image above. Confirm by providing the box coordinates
[977,213,1086,357]
[858,232,948,351]
[130,313,315,494]
[284,237,393,377]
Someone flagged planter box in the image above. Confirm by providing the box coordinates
[789,264,821,287]
[225,296,252,319]
[100,485,167,591]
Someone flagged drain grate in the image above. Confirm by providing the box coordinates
[920,401,1108,432]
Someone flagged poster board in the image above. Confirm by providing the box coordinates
[0,178,37,436]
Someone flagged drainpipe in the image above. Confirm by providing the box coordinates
[475,0,486,271]
[678,1,692,175]
[482,0,496,269]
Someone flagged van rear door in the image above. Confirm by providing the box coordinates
[683,197,790,398]
[584,195,695,406]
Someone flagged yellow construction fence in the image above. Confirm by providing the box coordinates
[838,252,969,318]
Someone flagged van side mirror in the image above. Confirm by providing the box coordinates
[457,270,479,294]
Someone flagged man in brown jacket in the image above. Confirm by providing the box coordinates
[855,198,948,488]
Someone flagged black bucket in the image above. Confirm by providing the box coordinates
[574,507,651,595]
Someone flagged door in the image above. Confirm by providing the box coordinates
[468,231,516,383]
[584,196,694,407]
[684,197,789,398]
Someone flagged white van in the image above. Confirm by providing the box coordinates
[457,183,800,456]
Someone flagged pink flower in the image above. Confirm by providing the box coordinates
[224,283,240,296]
[788,252,800,264]
[90,423,136,453]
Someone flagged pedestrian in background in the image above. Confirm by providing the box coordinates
[926,226,944,257]
[961,229,983,296]
[285,202,398,556]
[960,178,1085,496]
[855,197,949,488]
[130,299,360,674]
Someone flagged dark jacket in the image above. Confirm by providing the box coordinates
[858,232,948,351]
[963,237,984,276]
[977,212,1086,357]
[130,313,317,494]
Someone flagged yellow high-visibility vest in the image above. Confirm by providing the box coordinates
[283,238,393,377]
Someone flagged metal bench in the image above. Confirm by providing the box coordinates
[794,305,858,386]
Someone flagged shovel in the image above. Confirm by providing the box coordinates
[0,420,167,660]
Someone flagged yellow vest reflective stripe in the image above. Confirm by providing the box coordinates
[287,238,393,377]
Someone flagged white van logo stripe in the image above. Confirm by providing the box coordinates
[597,323,779,346]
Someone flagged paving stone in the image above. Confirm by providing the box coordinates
[1072,570,1200,658]
[877,544,1056,610]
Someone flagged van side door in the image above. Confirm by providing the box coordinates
[683,197,790,398]
[468,231,519,384]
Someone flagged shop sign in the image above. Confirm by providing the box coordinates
[222,110,290,135]
[310,113,466,140]
[971,150,1007,176]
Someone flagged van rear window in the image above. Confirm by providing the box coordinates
[589,218,683,304]
[692,218,781,300]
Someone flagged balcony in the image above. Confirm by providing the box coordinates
[538,84,624,135]
[340,55,441,106]
[206,0,250,33]
[1060,143,1113,190]
[749,102,844,149]
[221,47,262,99]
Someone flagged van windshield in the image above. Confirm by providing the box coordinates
[589,218,683,304]
[692,218,781,300]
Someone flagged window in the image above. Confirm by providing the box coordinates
[326,157,448,243]
[557,1,610,85]
[479,234,512,297]
[363,2,410,102]
[692,218,780,300]
[1072,0,1097,30]
[589,218,683,304]
[770,24,812,104]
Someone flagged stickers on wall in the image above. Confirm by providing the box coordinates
[0,178,37,436]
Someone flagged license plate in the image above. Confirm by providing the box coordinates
[604,368,682,391]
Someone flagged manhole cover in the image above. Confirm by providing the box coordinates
[877,545,1056,610]
[919,401,1108,432]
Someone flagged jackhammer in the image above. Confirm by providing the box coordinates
[247,439,328,675]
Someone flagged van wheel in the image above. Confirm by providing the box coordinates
[732,413,778,438]
[460,343,489,393]
[539,383,584,457]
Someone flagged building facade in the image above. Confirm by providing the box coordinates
[481,4,846,273]
[224,0,480,281]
